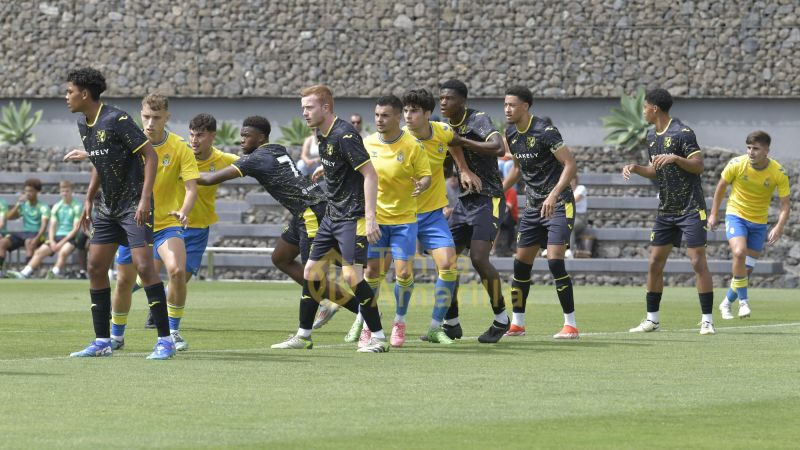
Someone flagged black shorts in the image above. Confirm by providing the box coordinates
[90,211,154,248]
[308,216,368,266]
[70,231,89,248]
[517,203,574,249]
[7,232,44,251]
[651,210,708,248]
[281,203,326,264]
[448,194,505,247]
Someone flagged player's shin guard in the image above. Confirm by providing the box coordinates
[299,280,320,330]
[512,259,533,314]
[548,259,574,314]
[365,276,382,299]
[698,291,714,315]
[433,269,458,322]
[394,275,414,317]
[444,277,460,320]
[354,280,382,332]
[646,291,662,312]
[732,276,748,302]
[90,288,112,339]
[482,276,506,315]
[144,282,170,338]
[167,303,184,331]
[110,311,128,338]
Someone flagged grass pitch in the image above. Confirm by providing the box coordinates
[0,279,798,449]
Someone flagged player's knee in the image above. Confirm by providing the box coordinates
[271,251,289,269]
[87,260,107,279]
[395,266,412,280]
[731,246,747,260]
[469,252,489,270]
[167,264,185,281]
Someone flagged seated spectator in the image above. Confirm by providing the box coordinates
[350,114,368,137]
[494,183,519,257]
[0,178,49,276]
[297,131,320,176]
[16,181,88,279]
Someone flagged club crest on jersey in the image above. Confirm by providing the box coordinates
[397,153,404,163]
[458,125,468,135]
[664,137,672,148]
[763,178,770,187]
[96,130,106,143]
[371,151,378,157]
[438,144,444,153]
[209,163,216,172]
[526,136,536,148]
[326,144,334,155]
[162,154,171,166]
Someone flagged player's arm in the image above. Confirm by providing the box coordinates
[502,156,521,192]
[541,146,578,218]
[6,197,23,220]
[47,211,58,249]
[652,151,704,174]
[82,168,101,231]
[0,206,5,231]
[34,208,49,242]
[708,178,730,230]
[171,179,198,228]
[622,163,656,180]
[450,133,505,157]
[448,145,481,192]
[357,162,381,244]
[137,142,158,227]
[767,195,791,245]
[411,175,431,197]
[197,166,242,186]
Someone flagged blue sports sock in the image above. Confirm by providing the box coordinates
[733,276,748,302]
[432,269,458,323]
[725,287,738,302]
[168,316,181,331]
[394,275,414,317]
[111,323,126,337]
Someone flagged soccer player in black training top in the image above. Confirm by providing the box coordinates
[274,84,388,353]
[438,79,510,344]
[622,88,715,335]
[64,68,174,359]
[502,86,580,340]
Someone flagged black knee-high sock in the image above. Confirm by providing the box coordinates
[646,291,662,313]
[353,280,382,333]
[444,277,460,320]
[483,275,506,315]
[512,259,533,314]
[698,291,714,315]
[144,282,170,338]
[90,288,111,339]
[548,259,574,314]
[299,280,321,330]
[0,256,5,269]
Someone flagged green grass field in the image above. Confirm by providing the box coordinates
[1,279,798,449]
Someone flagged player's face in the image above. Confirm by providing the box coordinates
[141,106,170,140]
[746,142,769,166]
[189,129,216,158]
[239,127,263,154]
[374,105,400,134]
[24,186,37,202]
[350,115,363,132]
[59,186,73,199]
[643,101,658,124]
[504,95,528,124]
[65,82,86,113]
[403,105,430,132]
[301,95,327,128]
[439,89,464,119]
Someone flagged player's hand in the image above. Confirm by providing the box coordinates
[622,164,636,180]
[170,210,189,228]
[707,214,718,231]
[366,215,381,245]
[540,194,557,218]
[410,177,425,197]
[460,170,482,193]
[64,148,90,162]
[767,226,783,245]
[81,199,93,233]
[652,154,678,170]
[135,198,151,227]
[311,166,325,183]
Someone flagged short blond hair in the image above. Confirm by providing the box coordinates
[142,92,169,111]
[59,180,73,189]
[300,85,334,111]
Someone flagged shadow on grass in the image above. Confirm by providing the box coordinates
[182,351,340,362]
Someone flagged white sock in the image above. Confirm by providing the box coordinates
[739,298,749,305]
[111,335,123,342]
[159,335,175,343]
[355,312,364,323]
[96,338,111,344]
[169,329,177,334]
[702,314,713,324]
[296,328,312,338]
[372,329,386,340]
[51,266,61,275]
[564,312,576,328]
[646,311,660,323]
[511,312,525,327]
[430,319,442,329]
[721,298,731,307]
[494,313,509,324]
[394,314,405,324]
[21,266,33,277]
[444,318,460,326]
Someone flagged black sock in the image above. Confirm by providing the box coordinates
[353,280,382,333]
[512,259,533,313]
[482,276,506,315]
[698,291,714,315]
[444,278,460,320]
[299,280,319,330]
[144,282,170,337]
[548,259,574,314]
[0,256,5,269]
[90,288,111,339]
[646,291,662,315]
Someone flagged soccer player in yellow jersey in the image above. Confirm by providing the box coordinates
[357,95,431,348]
[110,93,199,351]
[708,131,791,319]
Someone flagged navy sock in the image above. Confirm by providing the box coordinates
[698,291,714,315]
[90,288,111,339]
[646,291,662,314]
[143,282,170,338]
[512,259,533,313]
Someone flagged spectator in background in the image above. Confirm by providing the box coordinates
[494,182,518,257]
[297,130,320,176]
[0,178,50,276]
[569,175,588,257]
[350,113,368,137]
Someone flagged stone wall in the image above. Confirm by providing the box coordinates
[1,1,798,98]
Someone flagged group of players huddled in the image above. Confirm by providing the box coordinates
[51,67,789,359]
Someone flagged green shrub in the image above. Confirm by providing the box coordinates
[0,100,43,145]
[277,117,311,147]
[601,88,650,151]
[214,121,240,147]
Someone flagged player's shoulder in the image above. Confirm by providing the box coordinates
[532,117,559,134]
[669,118,695,137]
[100,104,132,125]
[362,132,381,146]
[214,147,240,163]
[466,108,492,124]
[768,158,789,177]
[165,132,192,151]
[728,155,747,166]
[329,118,360,140]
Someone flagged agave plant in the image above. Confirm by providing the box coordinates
[0,100,43,145]
[277,117,312,147]
[214,121,240,147]
[601,87,650,151]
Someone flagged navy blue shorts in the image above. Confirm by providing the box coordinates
[308,216,367,266]
[651,210,708,248]
[517,203,575,249]
[282,203,325,264]
[449,194,505,247]
[7,232,43,251]
[91,211,153,249]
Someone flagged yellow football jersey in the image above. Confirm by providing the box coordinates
[181,147,240,228]
[404,121,454,214]
[364,130,431,225]
[722,155,790,224]
[152,131,200,231]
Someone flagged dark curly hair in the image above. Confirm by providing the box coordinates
[66,68,107,101]
[189,113,217,132]
[505,85,533,108]
[401,88,436,113]
[440,79,468,99]
[242,116,271,139]
[645,88,673,113]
